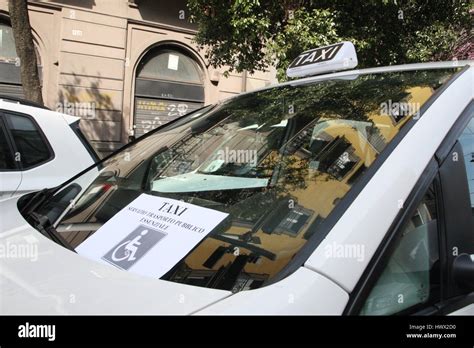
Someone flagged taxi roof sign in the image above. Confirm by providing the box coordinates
[286,41,358,78]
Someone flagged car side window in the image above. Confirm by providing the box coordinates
[0,119,16,170]
[5,112,52,169]
[360,184,440,315]
[457,114,474,209]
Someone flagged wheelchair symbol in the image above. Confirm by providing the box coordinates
[111,229,149,262]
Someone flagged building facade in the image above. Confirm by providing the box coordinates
[0,0,277,154]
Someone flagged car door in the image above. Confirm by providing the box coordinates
[343,158,444,315]
[0,113,21,199]
[344,102,474,316]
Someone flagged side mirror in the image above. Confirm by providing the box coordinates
[453,253,474,289]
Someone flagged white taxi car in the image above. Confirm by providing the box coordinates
[0,97,99,200]
[0,43,473,315]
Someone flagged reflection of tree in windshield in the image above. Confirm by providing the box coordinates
[53,69,459,292]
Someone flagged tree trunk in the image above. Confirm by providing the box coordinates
[8,0,43,105]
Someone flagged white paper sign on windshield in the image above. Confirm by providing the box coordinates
[76,193,229,278]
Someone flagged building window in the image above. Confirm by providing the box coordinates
[0,21,17,62]
[0,20,42,99]
[137,49,203,84]
[134,47,205,138]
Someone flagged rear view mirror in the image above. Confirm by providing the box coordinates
[453,253,474,289]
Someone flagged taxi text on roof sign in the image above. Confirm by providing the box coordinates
[286,41,358,78]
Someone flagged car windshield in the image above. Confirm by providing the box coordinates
[27,68,459,292]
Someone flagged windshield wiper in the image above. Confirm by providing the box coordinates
[20,188,56,217]
[213,234,276,260]
[28,211,75,252]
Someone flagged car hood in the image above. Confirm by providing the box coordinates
[0,195,231,315]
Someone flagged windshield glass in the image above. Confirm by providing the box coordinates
[28,68,459,292]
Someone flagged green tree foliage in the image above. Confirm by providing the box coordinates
[188,0,472,81]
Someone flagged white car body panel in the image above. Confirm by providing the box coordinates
[196,267,348,315]
[0,196,231,315]
[449,304,474,315]
[0,172,21,200]
[304,64,473,293]
[0,101,95,199]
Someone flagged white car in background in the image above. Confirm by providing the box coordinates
[0,43,473,316]
[0,96,99,200]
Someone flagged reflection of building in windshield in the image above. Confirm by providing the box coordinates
[165,86,436,291]
[157,122,281,180]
